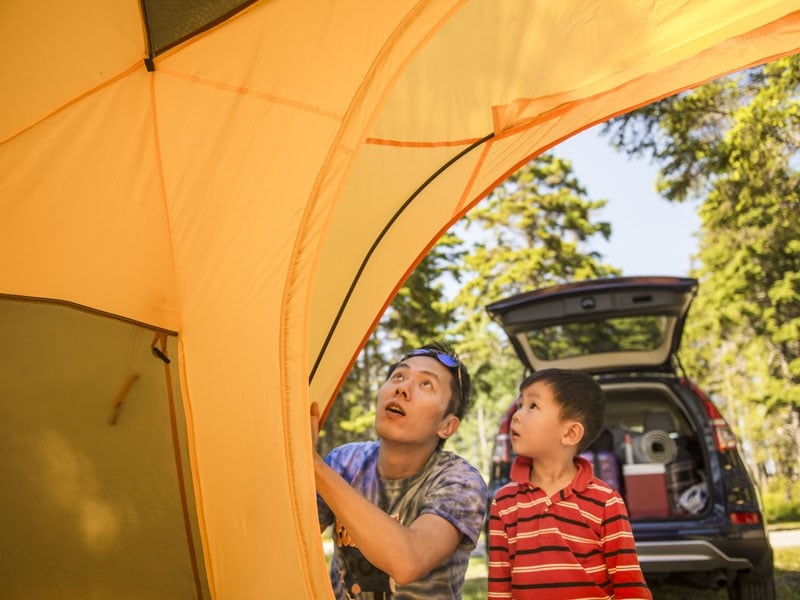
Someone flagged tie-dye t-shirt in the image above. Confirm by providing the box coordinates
[317,441,487,600]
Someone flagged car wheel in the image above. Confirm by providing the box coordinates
[728,554,776,600]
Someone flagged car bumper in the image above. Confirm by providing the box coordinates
[636,540,753,573]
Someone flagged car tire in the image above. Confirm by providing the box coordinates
[728,550,776,600]
[728,571,776,600]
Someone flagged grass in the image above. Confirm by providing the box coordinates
[462,546,800,600]
[770,520,800,531]
[775,547,800,599]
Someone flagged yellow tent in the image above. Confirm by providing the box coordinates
[1,1,798,598]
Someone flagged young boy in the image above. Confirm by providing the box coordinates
[487,368,651,599]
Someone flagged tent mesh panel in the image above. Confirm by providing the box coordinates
[141,0,255,56]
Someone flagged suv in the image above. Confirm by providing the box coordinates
[485,276,775,600]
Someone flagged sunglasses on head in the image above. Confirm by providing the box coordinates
[402,348,460,368]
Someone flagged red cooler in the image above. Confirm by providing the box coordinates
[623,463,670,518]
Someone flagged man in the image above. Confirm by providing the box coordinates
[312,343,488,599]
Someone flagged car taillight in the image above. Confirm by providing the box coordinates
[730,512,761,525]
[492,433,510,464]
[690,382,738,451]
[492,401,517,465]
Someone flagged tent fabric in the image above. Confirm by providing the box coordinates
[1,1,799,598]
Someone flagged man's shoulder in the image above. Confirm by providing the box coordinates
[436,450,483,475]
[433,451,488,491]
[325,440,379,470]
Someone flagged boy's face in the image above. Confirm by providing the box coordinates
[374,356,459,446]
[510,380,570,459]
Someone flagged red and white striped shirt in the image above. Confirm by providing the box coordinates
[488,455,651,599]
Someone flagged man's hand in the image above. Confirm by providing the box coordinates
[310,402,321,451]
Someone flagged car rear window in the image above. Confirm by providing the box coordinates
[525,315,669,361]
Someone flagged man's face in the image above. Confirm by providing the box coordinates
[374,355,458,446]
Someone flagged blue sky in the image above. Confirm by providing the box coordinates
[554,124,701,277]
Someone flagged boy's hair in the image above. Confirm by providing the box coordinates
[519,368,606,453]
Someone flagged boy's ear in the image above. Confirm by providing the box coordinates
[562,421,584,448]
[438,414,460,440]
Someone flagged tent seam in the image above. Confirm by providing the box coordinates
[1,62,143,145]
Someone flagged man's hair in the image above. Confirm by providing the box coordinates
[519,368,606,453]
[388,341,472,421]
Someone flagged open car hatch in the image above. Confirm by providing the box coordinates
[486,276,698,374]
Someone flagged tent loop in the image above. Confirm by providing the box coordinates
[152,333,172,363]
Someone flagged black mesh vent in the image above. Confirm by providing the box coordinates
[141,0,256,57]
